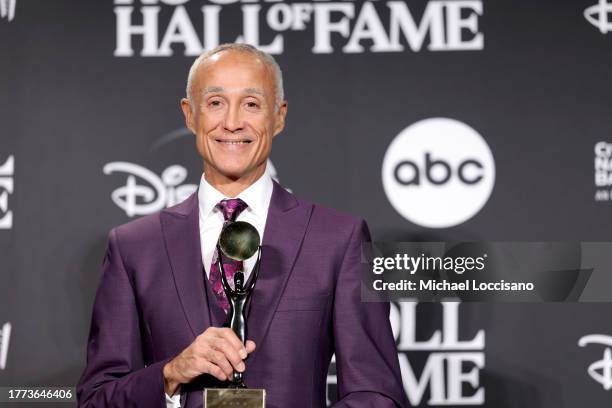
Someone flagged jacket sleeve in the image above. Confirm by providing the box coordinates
[332,220,408,408]
[77,228,171,407]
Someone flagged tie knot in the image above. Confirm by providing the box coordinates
[216,198,248,222]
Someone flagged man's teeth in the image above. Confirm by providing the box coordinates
[219,140,249,144]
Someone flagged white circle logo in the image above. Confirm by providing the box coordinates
[382,118,495,228]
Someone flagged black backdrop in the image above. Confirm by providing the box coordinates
[1,1,612,406]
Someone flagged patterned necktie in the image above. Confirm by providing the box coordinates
[209,198,249,313]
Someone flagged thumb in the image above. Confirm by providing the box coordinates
[245,340,256,354]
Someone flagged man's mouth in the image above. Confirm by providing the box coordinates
[215,138,252,145]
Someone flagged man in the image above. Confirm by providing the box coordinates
[77,43,406,407]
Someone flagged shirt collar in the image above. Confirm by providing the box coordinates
[198,171,274,221]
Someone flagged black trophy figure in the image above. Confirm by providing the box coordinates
[216,221,262,388]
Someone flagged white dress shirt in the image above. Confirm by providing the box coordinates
[166,171,274,408]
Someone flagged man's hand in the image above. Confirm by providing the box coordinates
[163,327,256,395]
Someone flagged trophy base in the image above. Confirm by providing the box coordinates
[204,388,265,408]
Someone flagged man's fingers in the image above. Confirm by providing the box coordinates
[203,361,229,382]
[205,348,234,378]
[217,328,248,358]
[193,328,255,381]
[210,337,246,372]
[245,340,256,354]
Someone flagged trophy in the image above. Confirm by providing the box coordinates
[204,221,265,408]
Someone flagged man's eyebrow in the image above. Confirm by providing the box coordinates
[243,88,265,96]
[201,87,265,97]
[202,86,224,95]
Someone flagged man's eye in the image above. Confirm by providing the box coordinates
[209,100,222,107]
[246,102,259,108]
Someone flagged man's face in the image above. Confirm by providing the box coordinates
[181,51,287,185]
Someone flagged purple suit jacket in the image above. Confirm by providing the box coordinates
[77,182,407,407]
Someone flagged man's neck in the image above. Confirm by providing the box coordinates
[204,167,266,197]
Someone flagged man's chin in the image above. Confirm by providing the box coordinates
[206,166,262,183]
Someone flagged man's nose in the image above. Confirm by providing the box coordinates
[223,104,244,132]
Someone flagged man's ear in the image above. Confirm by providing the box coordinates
[273,101,288,138]
[180,98,196,134]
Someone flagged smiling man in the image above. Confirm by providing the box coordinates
[77,44,406,408]
[185,48,286,197]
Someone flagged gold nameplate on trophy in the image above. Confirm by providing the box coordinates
[204,388,265,408]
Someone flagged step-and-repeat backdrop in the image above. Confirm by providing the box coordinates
[1,0,612,406]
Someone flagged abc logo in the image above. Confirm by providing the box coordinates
[382,118,495,228]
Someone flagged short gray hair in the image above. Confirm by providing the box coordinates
[186,43,285,112]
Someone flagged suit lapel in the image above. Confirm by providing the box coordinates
[159,182,312,348]
[160,192,211,338]
[246,181,313,360]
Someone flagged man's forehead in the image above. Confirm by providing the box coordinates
[190,50,277,103]
[201,50,267,72]
[197,54,271,82]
